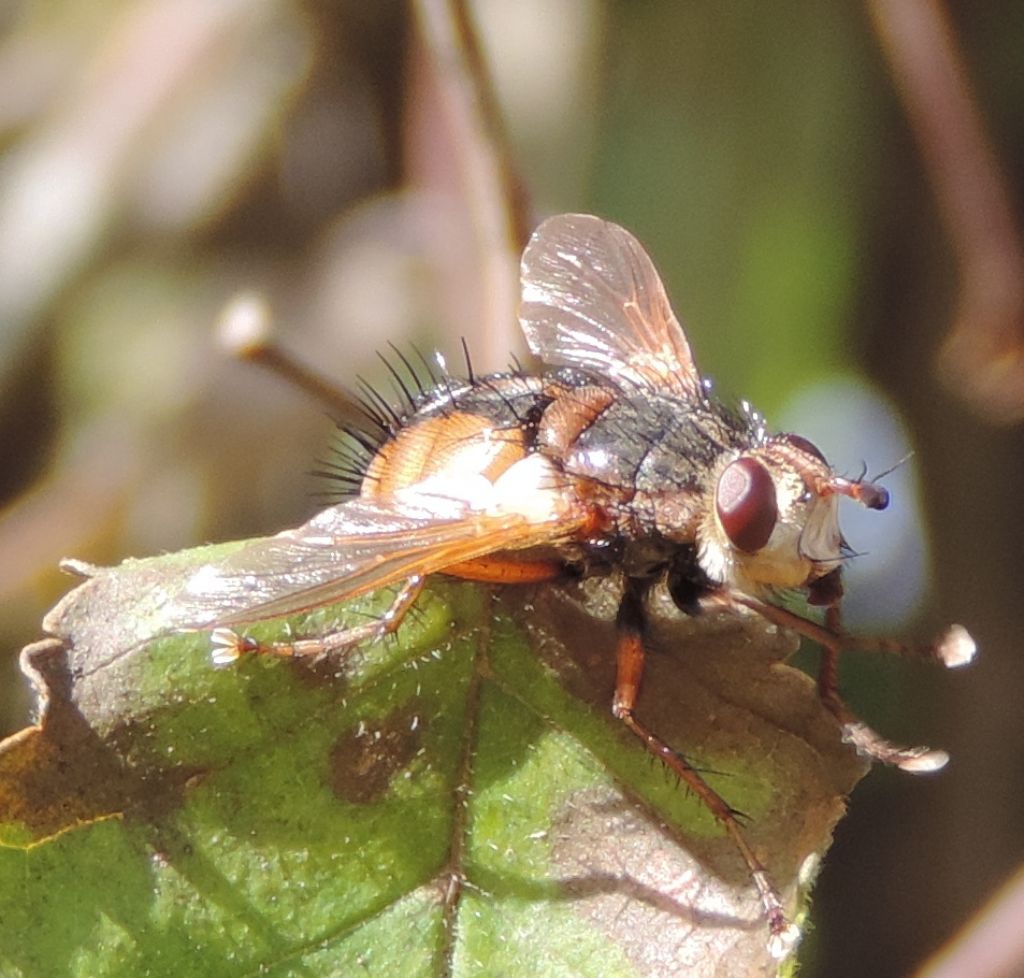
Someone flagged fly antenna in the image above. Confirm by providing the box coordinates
[825,476,890,511]
[869,451,916,483]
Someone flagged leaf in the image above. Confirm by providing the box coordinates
[0,544,866,978]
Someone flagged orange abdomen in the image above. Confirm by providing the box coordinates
[361,410,563,583]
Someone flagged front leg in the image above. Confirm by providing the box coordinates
[611,577,798,957]
[708,588,972,771]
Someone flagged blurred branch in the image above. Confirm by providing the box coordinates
[869,0,1024,424]
[412,0,532,367]
[916,864,1024,978]
[217,291,370,425]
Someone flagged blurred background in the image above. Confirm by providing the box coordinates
[1,2,1022,975]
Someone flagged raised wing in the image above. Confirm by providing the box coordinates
[519,213,701,398]
[165,494,581,630]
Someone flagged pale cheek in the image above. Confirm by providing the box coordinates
[699,513,813,593]
[798,499,843,568]
[736,549,812,589]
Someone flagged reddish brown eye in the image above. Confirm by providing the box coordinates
[716,457,778,552]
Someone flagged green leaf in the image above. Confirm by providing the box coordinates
[0,544,866,977]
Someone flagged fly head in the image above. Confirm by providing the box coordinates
[696,432,889,599]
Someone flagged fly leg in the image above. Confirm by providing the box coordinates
[713,590,973,772]
[611,578,799,958]
[816,603,949,771]
[210,575,425,665]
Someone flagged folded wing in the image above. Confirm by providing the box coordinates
[519,213,702,398]
[166,493,582,629]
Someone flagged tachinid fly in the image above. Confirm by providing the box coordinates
[165,213,975,955]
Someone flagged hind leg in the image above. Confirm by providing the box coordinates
[210,576,425,665]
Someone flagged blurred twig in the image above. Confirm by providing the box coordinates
[412,0,532,368]
[869,0,1024,424]
[916,864,1024,978]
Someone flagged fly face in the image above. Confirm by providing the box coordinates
[699,434,886,594]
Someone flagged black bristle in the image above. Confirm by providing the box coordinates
[388,342,428,396]
[412,344,440,385]
[377,350,418,413]
[356,376,403,428]
[341,425,383,456]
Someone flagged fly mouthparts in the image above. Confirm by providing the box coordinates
[826,477,890,511]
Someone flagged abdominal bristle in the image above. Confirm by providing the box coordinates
[314,345,464,500]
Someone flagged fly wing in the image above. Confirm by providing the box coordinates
[165,493,581,630]
[519,213,701,398]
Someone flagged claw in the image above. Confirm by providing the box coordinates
[895,748,950,774]
[210,627,248,666]
[937,624,976,668]
[841,721,949,772]
[767,919,802,961]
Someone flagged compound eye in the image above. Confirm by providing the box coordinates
[716,457,778,553]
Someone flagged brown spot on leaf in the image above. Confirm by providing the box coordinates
[329,704,427,805]
[0,639,204,839]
